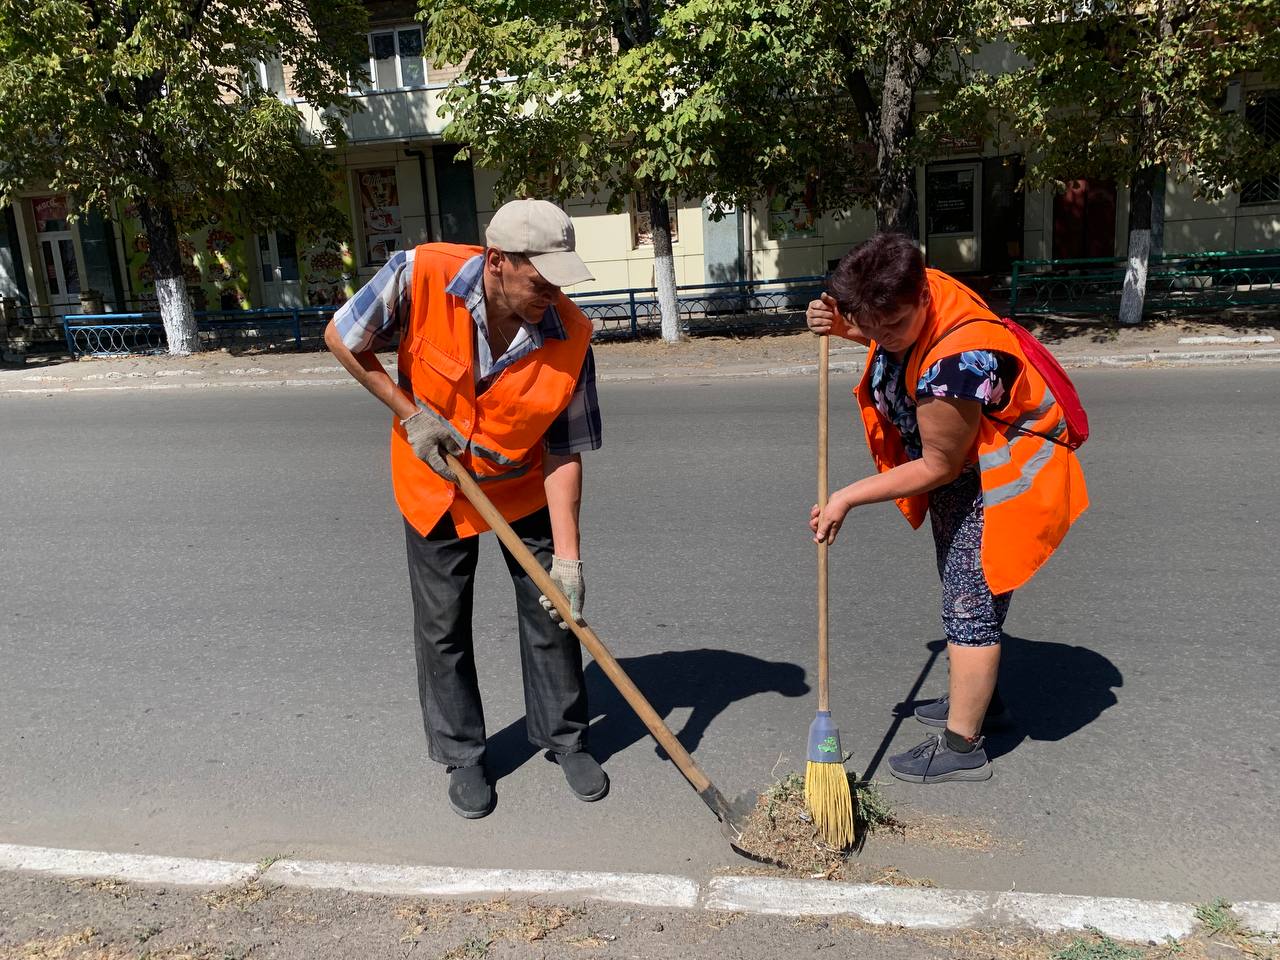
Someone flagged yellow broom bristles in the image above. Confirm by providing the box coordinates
[805,760,855,849]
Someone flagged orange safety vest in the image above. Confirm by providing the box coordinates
[390,243,592,538]
[854,269,1089,594]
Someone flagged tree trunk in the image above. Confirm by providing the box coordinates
[138,199,199,355]
[1150,165,1166,260]
[874,46,922,239]
[647,188,682,343]
[1118,165,1156,326]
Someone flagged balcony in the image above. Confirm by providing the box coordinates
[298,86,452,145]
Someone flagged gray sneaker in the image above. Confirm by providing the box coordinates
[914,695,1011,730]
[888,734,992,783]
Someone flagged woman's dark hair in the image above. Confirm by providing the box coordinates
[828,232,926,321]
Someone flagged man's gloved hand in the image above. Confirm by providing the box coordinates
[539,557,585,631]
[402,408,463,481]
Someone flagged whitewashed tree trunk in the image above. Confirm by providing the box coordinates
[1118,166,1156,326]
[139,199,200,355]
[154,276,198,355]
[648,188,682,343]
[1118,230,1150,326]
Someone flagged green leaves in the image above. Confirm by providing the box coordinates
[0,0,368,236]
[422,0,841,209]
[975,0,1280,195]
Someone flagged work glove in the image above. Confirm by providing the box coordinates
[539,557,585,631]
[401,408,463,482]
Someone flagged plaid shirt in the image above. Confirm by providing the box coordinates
[333,249,602,456]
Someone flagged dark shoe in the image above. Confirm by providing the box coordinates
[888,734,992,783]
[914,695,1011,730]
[555,750,609,802]
[446,764,494,819]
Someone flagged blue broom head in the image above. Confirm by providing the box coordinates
[806,710,844,764]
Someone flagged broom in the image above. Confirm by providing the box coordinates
[805,334,855,849]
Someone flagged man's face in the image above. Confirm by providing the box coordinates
[858,289,930,353]
[488,250,561,324]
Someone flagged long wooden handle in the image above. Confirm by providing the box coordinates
[817,336,830,712]
[445,453,735,820]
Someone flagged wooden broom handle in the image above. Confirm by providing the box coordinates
[817,335,830,712]
[445,453,726,806]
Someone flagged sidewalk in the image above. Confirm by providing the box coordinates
[0,869,1073,960]
[5,859,1278,960]
[3,318,1278,397]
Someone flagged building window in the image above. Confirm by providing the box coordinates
[632,194,679,247]
[1241,93,1280,205]
[363,26,426,91]
[258,230,299,283]
[926,165,978,236]
[355,168,403,266]
[253,58,288,98]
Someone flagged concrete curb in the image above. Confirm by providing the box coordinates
[0,377,355,396]
[3,842,1277,942]
[704,878,1198,942]
[1068,347,1280,367]
[263,859,699,909]
[4,347,1280,397]
[1238,902,1280,934]
[0,842,257,887]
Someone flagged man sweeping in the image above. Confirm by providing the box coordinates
[323,198,607,819]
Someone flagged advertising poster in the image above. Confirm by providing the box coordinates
[358,168,402,264]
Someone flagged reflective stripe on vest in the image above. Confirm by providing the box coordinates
[400,367,534,473]
[977,385,1070,506]
[406,398,531,481]
[982,436,1055,507]
[1000,389,1057,436]
[979,416,1068,471]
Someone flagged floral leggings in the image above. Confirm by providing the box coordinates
[928,469,1012,647]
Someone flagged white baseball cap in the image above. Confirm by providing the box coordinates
[485,198,594,287]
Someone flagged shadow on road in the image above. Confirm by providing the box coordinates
[485,648,810,782]
[985,633,1124,760]
[861,634,1123,778]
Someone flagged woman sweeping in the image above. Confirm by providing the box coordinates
[806,232,1089,783]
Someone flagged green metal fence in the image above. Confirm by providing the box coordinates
[1009,248,1280,318]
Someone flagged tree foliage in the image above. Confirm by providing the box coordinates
[423,0,1012,245]
[940,0,1280,321]
[0,0,369,350]
[421,0,792,339]
[424,0,745,211]
[946,0,1280,198]
[694,0,1014,233]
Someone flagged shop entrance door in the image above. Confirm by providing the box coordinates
[32,195,81,310]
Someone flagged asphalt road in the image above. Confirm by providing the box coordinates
[2,366,1277,902]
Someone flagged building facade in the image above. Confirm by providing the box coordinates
[1,6,1277,319]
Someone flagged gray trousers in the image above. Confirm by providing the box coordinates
[405,508,588,768]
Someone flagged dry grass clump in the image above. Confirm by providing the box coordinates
[200,878,270,910]
[395,898,586,956]
[0,926,224,960]
[897,812,999,851]
[735,771,915,881]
